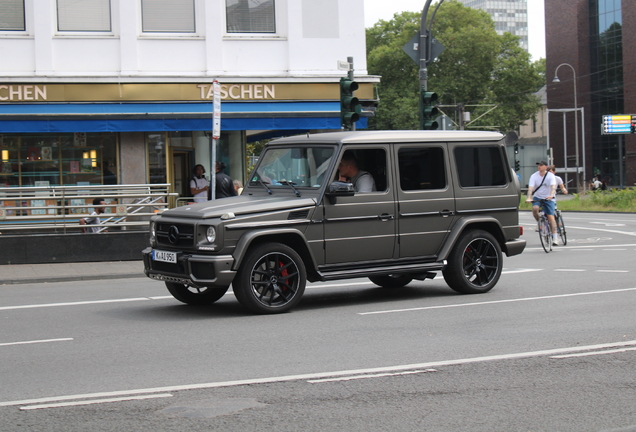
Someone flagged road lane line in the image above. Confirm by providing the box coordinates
[554,269,587,272]
[358,287,636,315]
[2,339,636,408]
[597,270,630,273]
[0,298,150,311]
[20,394,173,410]
[550,347,636,359]
[308,369,437,383]
[0,338,73,347]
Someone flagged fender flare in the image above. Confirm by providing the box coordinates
[437,216,506,260]
[232,228,318,271]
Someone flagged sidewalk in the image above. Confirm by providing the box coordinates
[0,260,145,285]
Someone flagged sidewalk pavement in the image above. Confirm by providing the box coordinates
[0,260,145,285]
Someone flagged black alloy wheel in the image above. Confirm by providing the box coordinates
[443,230,503,294]
[234,243,306,314]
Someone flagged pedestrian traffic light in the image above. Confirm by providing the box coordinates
[515,160,520,171]
[514,143,519,154]
[340,77,361,129]
[420,89,439,130]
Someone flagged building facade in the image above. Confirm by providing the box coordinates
[545,0,634,190]
[0,0,375,198]
[457,0,528,51]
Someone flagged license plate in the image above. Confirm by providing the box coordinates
[152,250,177,263]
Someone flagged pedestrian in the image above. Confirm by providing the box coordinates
[593,176,602,191]
[79,197,108,233]
[190,164,209,203]
[212,162,237,199]
[233,179,243,195]
[526,160,559,246]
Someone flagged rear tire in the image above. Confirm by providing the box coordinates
[443,230,502,294]
[539,216,551,253]
[369,275,413,288]
[165,282,229,305]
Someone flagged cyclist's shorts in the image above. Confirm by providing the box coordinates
[533,198,556,216]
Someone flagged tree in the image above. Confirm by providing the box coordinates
[366,0,544,133]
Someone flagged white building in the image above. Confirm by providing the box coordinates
[0,0,375,198]
[456,0,528,51]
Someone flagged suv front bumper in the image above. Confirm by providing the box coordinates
[142,247,236,288]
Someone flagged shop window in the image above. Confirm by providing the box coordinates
[141,0,195,33]
[0,134,20,186]
[147,133,167,184]
[226,0,275,33]
[57,0,111,32]
[0,0,25,31]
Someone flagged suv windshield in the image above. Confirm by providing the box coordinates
[250,146,335,189]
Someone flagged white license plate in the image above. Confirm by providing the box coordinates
[152,250,177,263]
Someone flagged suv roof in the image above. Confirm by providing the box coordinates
[270,130,505,145]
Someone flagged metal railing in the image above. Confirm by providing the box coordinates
[0,184,177,234]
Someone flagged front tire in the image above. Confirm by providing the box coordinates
[165,282,229,305]
[443,230,503,294]
[556,212,567,245]
[369,275,413,288]
[233,242,306,314]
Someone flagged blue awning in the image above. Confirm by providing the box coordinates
[0,101,369,132]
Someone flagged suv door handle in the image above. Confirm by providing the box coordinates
[379,213,394,221]
[439,210,454,217]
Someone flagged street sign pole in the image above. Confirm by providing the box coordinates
[211,80,221,200]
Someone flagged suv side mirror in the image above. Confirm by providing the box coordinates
[325,181,355,204]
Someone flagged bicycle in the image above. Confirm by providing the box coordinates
[536,199,553,253]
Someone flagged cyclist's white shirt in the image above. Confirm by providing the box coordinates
[528,171,556,199]
[555,175,564,187]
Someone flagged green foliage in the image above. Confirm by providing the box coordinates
[519,188,636,212]
[366,0,544,133]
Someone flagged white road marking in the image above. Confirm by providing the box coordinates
[550,347,636,359]
[308,369,437,383]
[554,269,587,272]
[0,338,73,347]
[0,298,150,311]
[358,287,636,315]
[597,270,630,273]
[2,340,636,408]
[501,269,543,274]
[20,394,173,411]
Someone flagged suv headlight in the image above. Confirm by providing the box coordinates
[206,226,216,243]
[149,221,156,245]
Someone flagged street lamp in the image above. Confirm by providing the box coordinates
[553,63,580,192]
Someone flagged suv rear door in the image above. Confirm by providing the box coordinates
[394,143,455,260]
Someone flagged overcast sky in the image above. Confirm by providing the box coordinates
[364,0,546,61]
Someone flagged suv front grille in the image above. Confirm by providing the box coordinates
[156,222,195,247]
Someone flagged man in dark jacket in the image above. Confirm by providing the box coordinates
[211,161,237,199]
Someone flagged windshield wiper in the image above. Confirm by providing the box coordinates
[279,181,301,197]
[257,177,272,195]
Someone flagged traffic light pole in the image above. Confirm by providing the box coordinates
[348,56,356,131]
[419,0,444,129]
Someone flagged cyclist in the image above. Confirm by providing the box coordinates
[549,165,568,195]
[526,160,559,246]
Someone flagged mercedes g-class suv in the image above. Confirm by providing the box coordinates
[143,130,525,314]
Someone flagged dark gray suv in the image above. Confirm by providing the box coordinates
[143,131,526,314]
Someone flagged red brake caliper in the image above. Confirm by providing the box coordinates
[279,262,289,290]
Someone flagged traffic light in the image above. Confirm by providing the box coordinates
[340,77,361,129]
[515,160,520,171]
[420,89,439,130]
[514,143,519,154]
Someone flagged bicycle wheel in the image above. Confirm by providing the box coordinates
[556,211,567,245]
[539,216,551,253]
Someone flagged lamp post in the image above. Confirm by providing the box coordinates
[552,63,580,192]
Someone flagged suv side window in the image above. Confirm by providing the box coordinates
[337,148,387,192]
[398,147,446,191]
[454,146,507,187]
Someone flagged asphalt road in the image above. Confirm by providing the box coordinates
[1,212,636,431]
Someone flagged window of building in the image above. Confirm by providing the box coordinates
[147,133,167,184]
[57,0,111,32]
[398,147,446,191]
[226,0,275,33]
[141,0,196,33]
[454,146,507,187]
[0,0,25,31]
